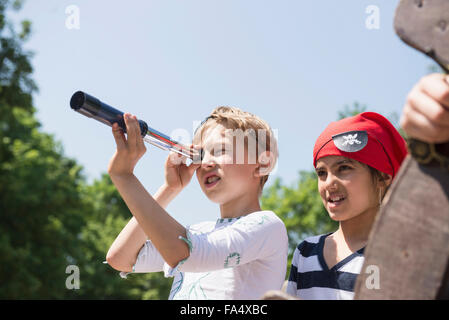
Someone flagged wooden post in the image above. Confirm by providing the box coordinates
[355,156,449,299]
[355,0,449,299]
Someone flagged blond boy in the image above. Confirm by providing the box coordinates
[106,107,288,299]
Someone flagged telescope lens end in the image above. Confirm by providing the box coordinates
[70,91,86,110]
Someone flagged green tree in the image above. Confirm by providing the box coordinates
[0,0,171,299]
[262,172,337,263]
[76,174,171,299]
[0,0,88,298]
[338,101,367,119]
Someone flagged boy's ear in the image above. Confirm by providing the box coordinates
[254,151,275,178]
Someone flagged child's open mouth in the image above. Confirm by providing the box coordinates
[327,195,346,207]
[204,175,221,188]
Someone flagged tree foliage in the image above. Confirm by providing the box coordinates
[76,174,171,299]
[0,0,170,299]
[262,172,338,270]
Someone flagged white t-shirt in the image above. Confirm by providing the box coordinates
[121,210,288,300]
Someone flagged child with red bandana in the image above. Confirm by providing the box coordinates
[286,112,408,300]
[285,73,449,300]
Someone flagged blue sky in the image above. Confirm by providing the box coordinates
[11,0,432,226]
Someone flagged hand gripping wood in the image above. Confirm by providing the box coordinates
[354,0,449,300]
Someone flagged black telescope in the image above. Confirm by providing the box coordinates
[70,91,200,161]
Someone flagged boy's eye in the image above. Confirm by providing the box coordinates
[339,165,352,171]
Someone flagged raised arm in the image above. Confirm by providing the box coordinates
[106,113,200,269]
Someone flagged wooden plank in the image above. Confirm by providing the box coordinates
[355,156,449,299]
[394,0,449,72]
[355,0,449,300]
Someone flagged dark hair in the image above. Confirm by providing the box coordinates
[367,165,391,200]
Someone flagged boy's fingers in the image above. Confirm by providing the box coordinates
[168,151,183,166]
[123,114,135,143]
[181,154,188,165]
[132,115,146,152]
[112,123,127,150]
[124,113,142,151]
[187,163,201,175]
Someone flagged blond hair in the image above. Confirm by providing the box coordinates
[193,106,278,192]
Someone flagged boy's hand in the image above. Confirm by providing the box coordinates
[400,73,449,143]
[108,113,146,176]
[164,147,201,192]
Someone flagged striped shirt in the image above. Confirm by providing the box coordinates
[286,233,365,300]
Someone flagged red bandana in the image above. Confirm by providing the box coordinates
[313,112,408,178]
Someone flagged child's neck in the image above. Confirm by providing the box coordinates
[219,194,261,219]
[336,207,378,248]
